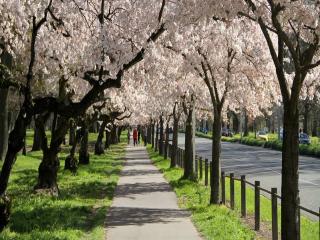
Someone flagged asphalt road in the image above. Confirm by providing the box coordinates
[177,133,320,218]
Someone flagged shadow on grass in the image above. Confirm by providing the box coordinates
[60,181,117,200]
[10,204,106,233]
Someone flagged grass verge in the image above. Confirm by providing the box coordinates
[147,146,256,240]
[148,145,319,240]
[0,133,126,240]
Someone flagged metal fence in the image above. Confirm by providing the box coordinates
[154,140,320,240]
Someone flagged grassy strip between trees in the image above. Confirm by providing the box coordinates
[147,146,256,240]
[0,133,126,240]
[147,146,319,240]
[195,131,320,158]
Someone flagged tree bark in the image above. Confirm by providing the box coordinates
[243,110,249,137]
[31,116,42,151]
[170,116,179,168]
[164,121,169,159]
[147,123,152,144]
[95,121,107,155]
[210,112,222,204]
[155,122,159,152]
[159,116,164,155]
[117,126,123,143]
[110,125,119,145]
[281,101,300,240]
[151,123,155,148]
[69,119,76,146]
[65,127,80,172]
[79,124,89,165]
[183,102,196,180]
[0,88,9,161]
[34,115,68,193]
[105,128,111,149]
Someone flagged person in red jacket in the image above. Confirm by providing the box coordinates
[133,128,138,146]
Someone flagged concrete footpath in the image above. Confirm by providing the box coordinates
[105,145,202,240]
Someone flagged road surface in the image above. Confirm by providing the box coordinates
[177,133,320,218]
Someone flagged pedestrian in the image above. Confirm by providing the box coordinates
[133,128,138,146]
[127,129,130,144]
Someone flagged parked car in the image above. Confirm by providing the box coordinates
[222,128,233,137]
[299,133,311,145]
[257,130,269,141]
[279,130,311,144]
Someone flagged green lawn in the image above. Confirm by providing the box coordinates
[0,132,125,240]
[147,145,319,240]
[147,146,256,240]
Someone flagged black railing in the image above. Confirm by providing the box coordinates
[153,141,320,240]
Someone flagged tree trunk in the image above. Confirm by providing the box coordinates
[110,126,119,145]
[65,128,80,173]
[164,122,169,159]
[159,116,164,155]
[183,104,196,180]
[105,129,111,149]
[69,119,76,146]
[243,110,249,137]
[155,123,159,152]
[151,123,155,148]
[210,112,222,204]
[303,103,309,134]
[35,115,68,193]
[0,88,9,161]
[147,123,152,144]
[31,116,42,151]
[79,125,89,165]
[95,121,107,155]
[117,126,122,143]
[170,117,179,168]
[281,101,300,240]
[34,148,60,195]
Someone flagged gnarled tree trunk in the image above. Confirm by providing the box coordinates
[69,119,76,146]
[95,121,107,155]
[79,124,89,165]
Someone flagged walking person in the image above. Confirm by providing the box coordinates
[133,128,138,146]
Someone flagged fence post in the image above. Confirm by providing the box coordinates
[221,171,225,204]
[241,175,246,217]
[230,173,235,210]
[255,181,260,231]
[205,159,208,186]
[199,157,203,180]
[271,188,278,240]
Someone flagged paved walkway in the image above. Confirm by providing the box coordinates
[105,145,202,240]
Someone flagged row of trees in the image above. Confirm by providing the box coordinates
[1,0,320,239]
